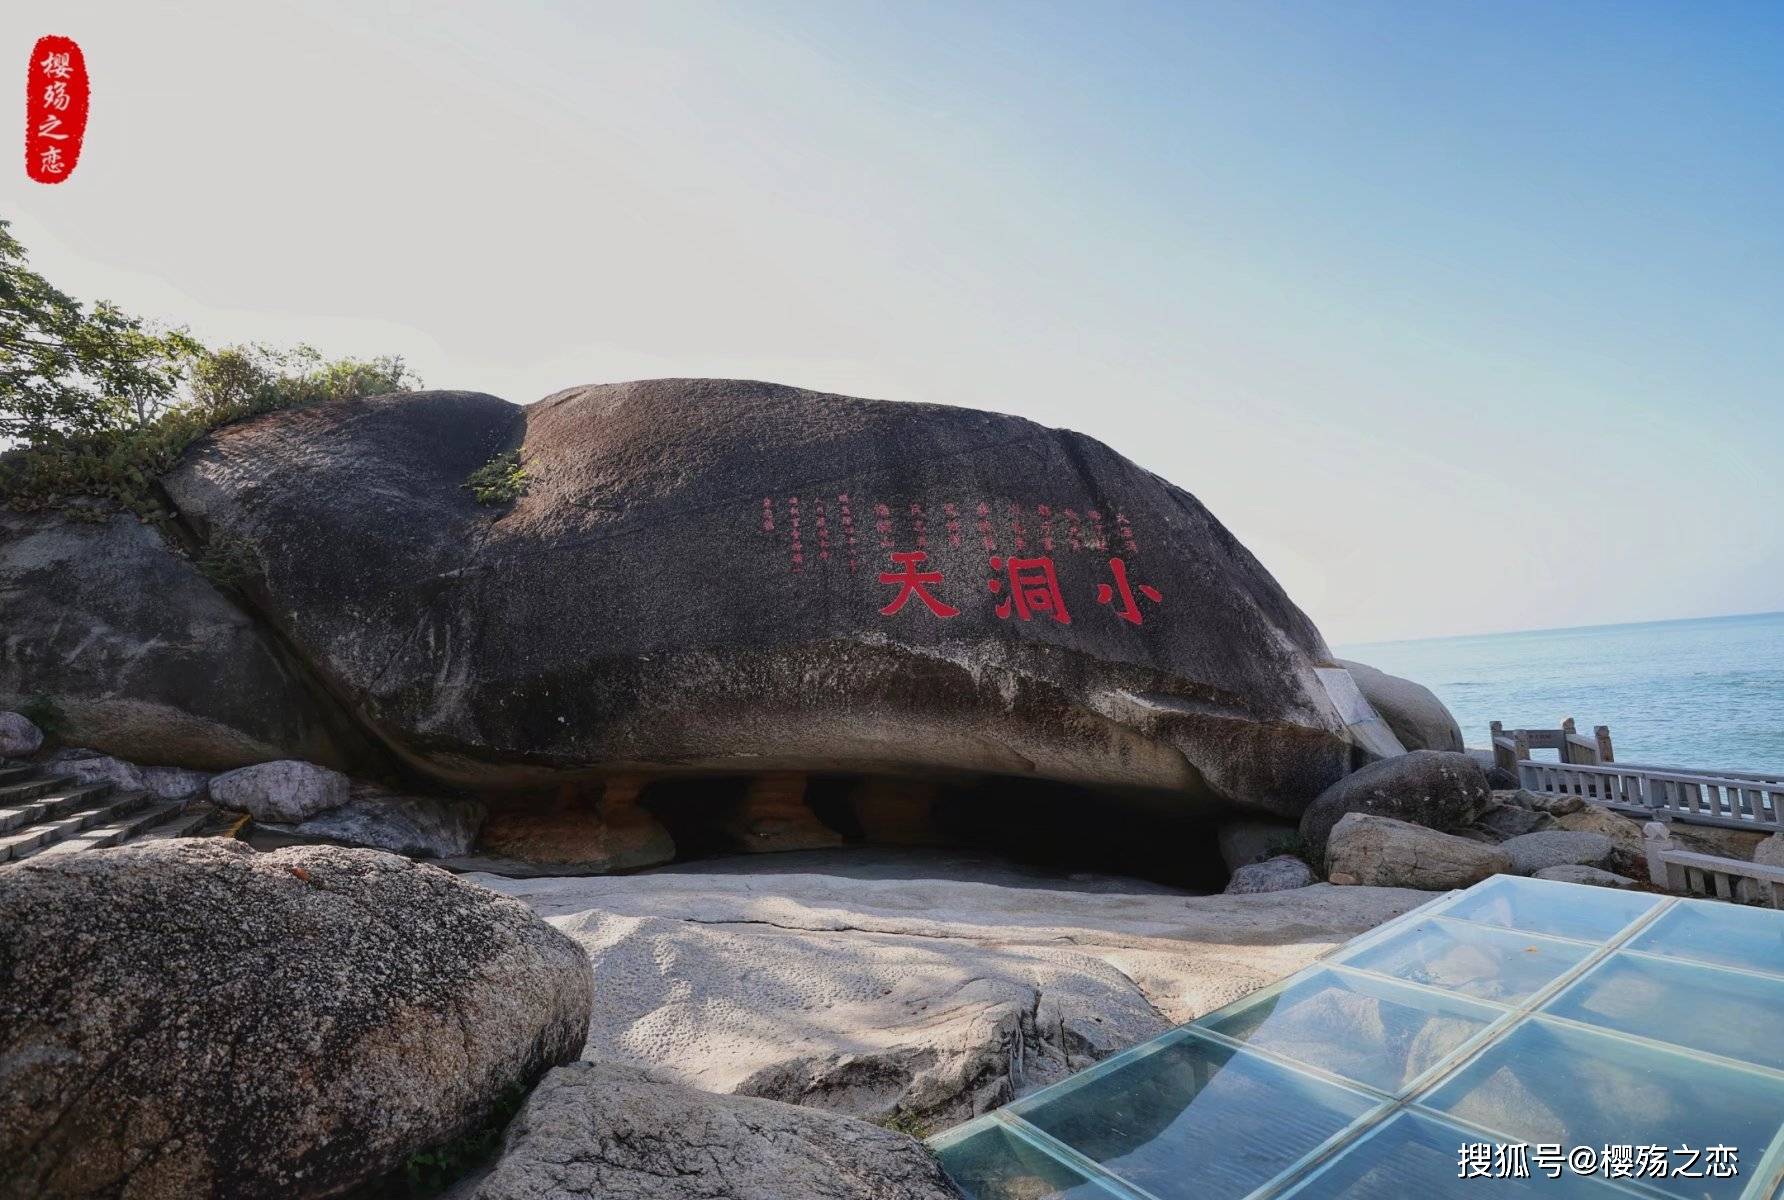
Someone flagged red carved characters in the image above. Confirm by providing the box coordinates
[988,556,1071,624]
[879,551,959,618]
[1096,557,1163,625]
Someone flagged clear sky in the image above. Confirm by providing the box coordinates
[6,1,1781,644]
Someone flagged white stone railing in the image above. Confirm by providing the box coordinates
[1521,759,1784,833]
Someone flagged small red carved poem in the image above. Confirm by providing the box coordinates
[943,502,962,549]
[909,501,927,550]
[815,499,831,561]
[1061,508,1083,552]
[976,502,996,552]
[1037,504,1055,553]
[837,493,858,572]
[1008,503,1028,551]
[988,555,1072,624]
[874,502,894,550]
[1086,510,1108,551]
[787,496,804,571]
[760,497,775,534]
[1096,556,1163,626]
[1114,512,1138,554]
[879,551,959,618]
[26,36,87,184]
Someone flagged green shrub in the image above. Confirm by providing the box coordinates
[16,694,64,741]
[462,449,528,505]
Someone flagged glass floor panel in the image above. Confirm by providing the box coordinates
[1422,1017,1784,1200]
[932,877,1784,1200]
[1438,873,1661,943]
[1198,966,1500,1093]
[1546,951,1784,1073]
[1623,899,1784,979]
[1279,1110,1633,1199]
[930,1123,1126,1200]
[1010,1032,1378,1200]
[1335,914,1592,1003]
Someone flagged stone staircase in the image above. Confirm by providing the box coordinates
[0,760,208,867]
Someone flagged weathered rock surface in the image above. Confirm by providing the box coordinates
[1223,854,1315,893]
[477,778,675,871]
[1474,801,1551,840]
[1755,833,1784,871]
[0,510,356,771]
[1300,750,1491,858]
[451,1059,961,1200]
[1336,660,1464,753]
[267,782,486,858]
[1216,818,1299,871]
[208,759,350,823]
[162,380,1388,819]
[474,850,1427,1129]
[1519,789,1585,816]
[1500,829,1616,875]
[1325,813,1510,890]
[1550,804,1646,873]
[42,748,212,801]
[0,711,42,757]
[1533,864,1637,889]
[0,840,591,1200]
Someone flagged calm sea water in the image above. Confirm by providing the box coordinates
[1339,610,1784,775]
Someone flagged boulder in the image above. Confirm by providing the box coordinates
[0,510,360,771]
[1533,864,1637,889]
[267,782,486,858]
[161,380,1390,820]
[0,711,43,757]
[43,750,214,802]
[1325,813,1510,890]
[1755,834,1784,871]
[1484,765,1521,790]
[209,759,350,823]
[1336,660,1464,752]
[1474,802,1551,840]
[473,850,1428,1129]
[1224,855,1315,894]
[1216,818,1299,871]
[1518,789,1585,816]
[1299,750,1491,858]
[141,764,213,801]
[1550,805,1646,873]
[453,1059,960,1200]
[1500,829,1616,875]
[0,840,592,1200]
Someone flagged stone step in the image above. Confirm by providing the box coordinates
[136,808,210,840]
[0,774,98,807]
[0,784,117,834]
[0,763,40,785]
[0,791,152,862]
[18,800,190,862]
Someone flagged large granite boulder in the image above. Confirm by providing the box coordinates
[161,380,1391,820]
[1299,750,1491,858]
[1326,813,1510,890]
[1223,854,1315,894]
[1500,829,1617,875]
[209,759,350,822]
[1337,660,1464,753]
[475,851,1428,1129]
[452,1059,961,1200]
[265,782,486,858]
[0,510,359,771]
[0,711,43,757]
[0,840,591,1200]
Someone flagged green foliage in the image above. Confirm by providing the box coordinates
[877,1107,933,1140]
[462,449,528,505]
[193,533,259,589]
[0,220,419,519]
[16,694,64,741]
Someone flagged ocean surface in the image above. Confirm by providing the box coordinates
[1339,610,1784,775]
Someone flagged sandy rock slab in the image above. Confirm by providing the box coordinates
[0,840,592,1200]
[472,851,1427,1132]
[449,1059,960,1200]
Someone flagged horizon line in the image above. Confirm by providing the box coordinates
[1337,606,1784,650]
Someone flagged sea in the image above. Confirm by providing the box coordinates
[1339,610,1784,776]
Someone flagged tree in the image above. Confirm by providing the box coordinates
[0,220,199,444]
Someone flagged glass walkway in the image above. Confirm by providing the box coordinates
[930,874,1784,1200]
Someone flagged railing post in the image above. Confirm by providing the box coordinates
[1594,724,1613,764]
[1560,718,1578,764]
[1513,729,1530,763]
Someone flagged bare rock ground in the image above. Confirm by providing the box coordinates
[471,849,1427,1132]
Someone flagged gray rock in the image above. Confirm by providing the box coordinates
[1475,802,1551,840]
[210,759,350,822]
[1517,789,1585,816]
[270,783,485,858]
[1326,813,1511,890]
[140,764,213,801]
[1336,660,1464,752]
[44,749,145,793]
[0,711,43,757]
[454,1059,959,1200]
[1224,855,1315,894]
[162,381,1383,819]
[1484,765,1521,790]
[0,510,361,771]
[472,851,1429,1129]
[1217,819,1300,871]
[1300,750,1492,859]
[1755,834,1784,870]
[1500,829,1617,875]
[1533,865,1637,889]
[0,840,592,1200]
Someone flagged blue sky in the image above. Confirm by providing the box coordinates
[5,1,1781,642]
